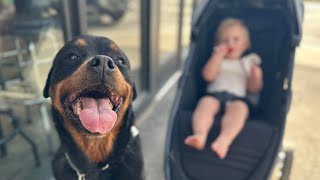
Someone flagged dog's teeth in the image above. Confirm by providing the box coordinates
[76,101,81,115]
[108,101,113,109]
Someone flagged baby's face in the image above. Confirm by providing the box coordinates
[219,25,249,59]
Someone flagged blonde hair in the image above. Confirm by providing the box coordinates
[215,18,251,48]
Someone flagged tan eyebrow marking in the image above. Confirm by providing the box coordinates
[110,42,118,51]
[75,39,87,49]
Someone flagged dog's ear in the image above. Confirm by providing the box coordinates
[132,83,137,100]
[43,67,53,98]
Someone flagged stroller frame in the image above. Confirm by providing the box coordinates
[165,0,303,180]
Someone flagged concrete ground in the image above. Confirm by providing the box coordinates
[0,2,319,180]
[141,2,320,180]
[131,2,320,180]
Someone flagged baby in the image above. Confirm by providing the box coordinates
[184,18,263,159]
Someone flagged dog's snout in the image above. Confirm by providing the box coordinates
[89,56,101,67]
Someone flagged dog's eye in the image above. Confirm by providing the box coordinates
[69,54,79,60]
[117,58,126,65]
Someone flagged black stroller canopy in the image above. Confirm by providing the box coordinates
[165,0,303,180]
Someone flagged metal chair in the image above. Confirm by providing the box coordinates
[0,108,41,166]
[0,35,53,166]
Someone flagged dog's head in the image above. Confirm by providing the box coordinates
[43,35,136,137]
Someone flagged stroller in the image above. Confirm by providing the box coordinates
[165,0,303,180]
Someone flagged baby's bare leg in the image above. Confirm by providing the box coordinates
[185,96,220,150]
[211,100,248,159]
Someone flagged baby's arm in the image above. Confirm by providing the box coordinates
[202,45,226,82]
[247,64,263,93]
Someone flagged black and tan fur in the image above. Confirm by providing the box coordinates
[43,35,144,180]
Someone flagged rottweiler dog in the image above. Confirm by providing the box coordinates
[43,35,144,180]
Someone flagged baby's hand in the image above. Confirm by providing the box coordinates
[250,65,262,81]
[213,44,228,57]
[248,65,263,93]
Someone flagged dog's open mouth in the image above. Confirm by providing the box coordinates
[65,87,123,134]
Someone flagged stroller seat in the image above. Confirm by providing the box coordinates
[179,110,276,180]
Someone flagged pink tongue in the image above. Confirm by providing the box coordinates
[79,97,117,134]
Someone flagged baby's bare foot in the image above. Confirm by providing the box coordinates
[184,135,206,150]
[211,139,230,159]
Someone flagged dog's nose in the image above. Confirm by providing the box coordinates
[106,58,115,69]
[89,56,101,67]
[89,55,115,72]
